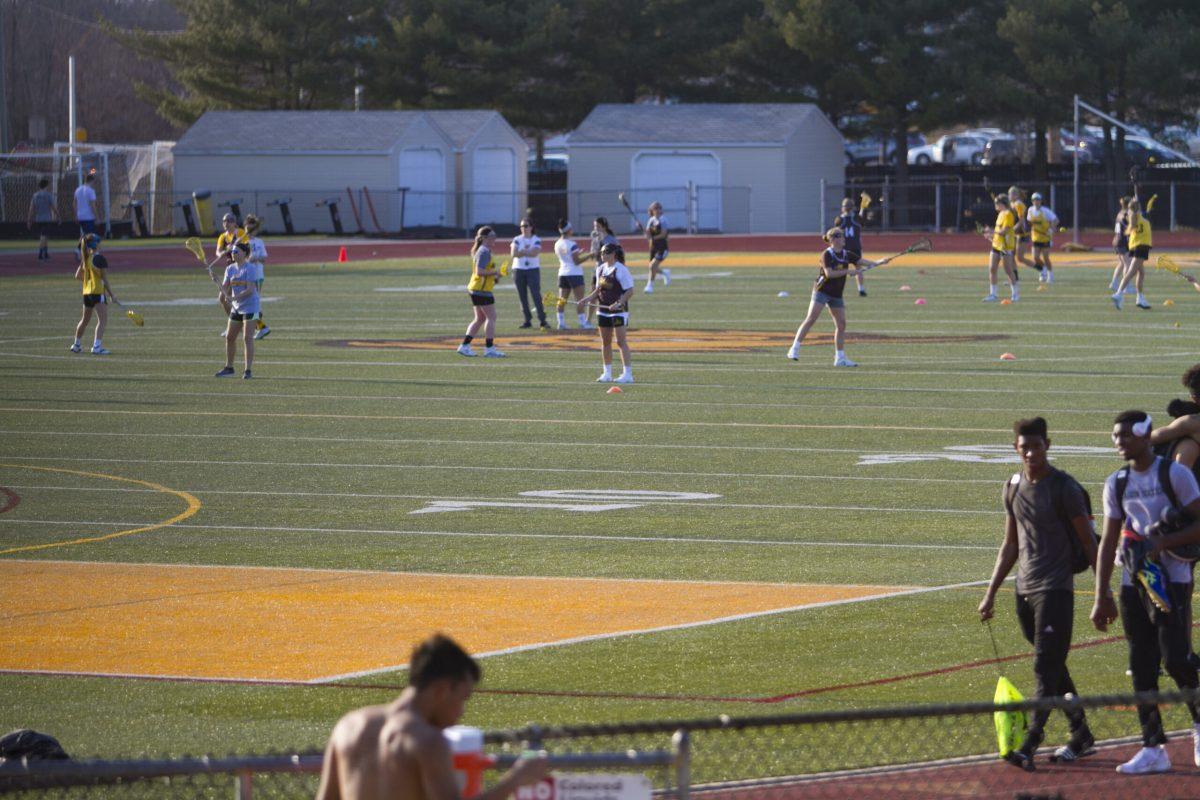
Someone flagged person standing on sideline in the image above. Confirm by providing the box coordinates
[1091,410,1200,775]
[581,243,635,383]
[211,242,259,379]
[73,172,98,237]
[316,634,547,800]
[458,226,505,358]
[979,417,1097,770]
[553,219,592,330]
[786,227,890,367]
[71,234,120,355]
[983,195,1019,303]
[643,201,671,293]
[1026,193,1059,284]
[28,178,59,261]
[836,197,867,297]
[510,219,547,329]
[244,214,270,340]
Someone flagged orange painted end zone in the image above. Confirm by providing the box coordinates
[0,561,907,682]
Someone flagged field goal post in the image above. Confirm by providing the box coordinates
[1072,95,1200,243]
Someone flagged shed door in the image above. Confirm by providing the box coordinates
[399,148,446,227]
[631,153,721,231]
[471,147,516,226]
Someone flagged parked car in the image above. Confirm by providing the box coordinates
[907,133,993,165]
[844,132,926,165]
[980,136,1029,166]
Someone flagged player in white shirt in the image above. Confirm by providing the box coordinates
[553,219,593,329]
[510,219,546,329]
[74,172,98,236]
[581,243,635,383]
[244,214,271,340]
[643,201,670,293]
[1026,193,1059,284]
[209,242,260,379]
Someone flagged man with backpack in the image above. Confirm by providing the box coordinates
[980,417,1098,770]
[1092,410,1200,774]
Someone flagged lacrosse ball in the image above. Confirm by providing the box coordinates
[913,298,926,305]
[777,291,789,298]
[1000,353,1016,361]
[606,386,622,394]
[899,285,912,291]
[1175,322,1182,328]
[1163,299,1175,307]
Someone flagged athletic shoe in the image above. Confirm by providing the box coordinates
[858,289,867,297]
[456,344,476,357]
[786,347,799,361]
[1010,293,1019,302]
[1116,745,1170,774]
[1052,732,1096,763]
[214,366,235,377]
[69,342,81,353]
[484,346,506,358]
[615,372,633,384]
[219,329,229,337]
[1137,560,1172,612]
[663,268,671,286]
[540,322,551,330]
[1192,723,1200,767]
[253,325,271,340]
[833,356,858,367]
[519,321,532,329]
[242,370,252,380]
[644,284,654,294]
[1003,750,1035,772]
[1112,294,1124,310]
[557,323,568,330]
[596,373,612,383]
[1137,301,1152,310]
[982,294,999,303]
[90,346,109,355]
[580,321,595,330]
[1047,273,1054,284]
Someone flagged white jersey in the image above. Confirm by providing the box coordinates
[248,237,268,282]
[1102,457,1200,585]
[646,214,666,235]
[74,184,96,221]
[510,234,542,270]
[555,237,583,277]
[1027,205,1058,226]
[594,261,635,322]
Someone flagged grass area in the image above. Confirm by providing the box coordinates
[2,252,1198,763]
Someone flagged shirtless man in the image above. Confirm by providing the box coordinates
[317,634,547,800]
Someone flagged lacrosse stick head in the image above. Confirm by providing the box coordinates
[127,310,145,327]
[859,192,872,213]
[184,237,205,262]
[907,237,933,254]
[618,192,628,205]
[1156,255,1181,274]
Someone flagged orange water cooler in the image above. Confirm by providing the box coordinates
[445,726,496,798]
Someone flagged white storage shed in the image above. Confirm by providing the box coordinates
[424,110,529,229]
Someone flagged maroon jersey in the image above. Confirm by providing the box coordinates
[816,247,858,298]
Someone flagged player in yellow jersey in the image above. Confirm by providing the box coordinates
[213,213,248,328]
[1008,186,1035,274]
[983,196,1019,302]
[1026,192,1059,284]
[70,234,122,355]
[1113,198,1153,310]
[457,226,506,357]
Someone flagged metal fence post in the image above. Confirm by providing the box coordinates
[1171,182,1177,231]
[235,769,253,800]
[882,176,891,231]
[671,729,690,800]
[934,182,942,231]
[101,151,111,238]
[819,179,827,232]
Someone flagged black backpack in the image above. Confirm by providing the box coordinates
[1004,470,1098,574]
[1114,455,1200,562]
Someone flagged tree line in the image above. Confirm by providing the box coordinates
[100,0,1200,184]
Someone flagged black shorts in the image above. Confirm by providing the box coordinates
[229,310,261,322]
[469,292,495,306]
[78,220,96,236]
[34,222,52,237]
[558,275,584,289]
[597,314,627,328]
[1128,245,1151,260]
[82,293,105,308]
[991,247,1013,257]
[1032,241,1050,250]
[1017,234,1030,243]
[649,241,668,261]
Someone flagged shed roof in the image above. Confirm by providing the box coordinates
[174,111,438,155]
[568,103,837,146]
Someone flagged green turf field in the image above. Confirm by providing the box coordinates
[2,252,1198,759]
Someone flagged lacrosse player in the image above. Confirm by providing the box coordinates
[71,234,120,355]
[1026,193,1059,283]
[643,201,670,293]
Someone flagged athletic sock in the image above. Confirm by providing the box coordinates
[989,284,997,295]
[485,338,494,348]
[462,335,473,345]
[557,311,565,326]
[835,349,846,360]
[72,338,81,347]
[578,312,588,325]
[1137,293,1146,305]
[93,339,102,349]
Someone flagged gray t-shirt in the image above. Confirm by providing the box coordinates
[31,189,54,222]
[1004,468,1088,594]
[1102,457,1200,585]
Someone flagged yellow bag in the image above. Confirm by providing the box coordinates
[993,676,1028,757]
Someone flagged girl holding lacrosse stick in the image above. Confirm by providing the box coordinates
[983,195,1019,303]
[1110,197,1132,292]
[1112,198,1153,310]
[1008,186,1036,275]
[587,217,619,327]
[786,227,890,367]
[553,219,593,329]
[244,214,270,340]
[643,201,670,293]
[213,213,247,330]
[582,242,635,383]
[457,226,506,358]
[71,234,121,355]
[837,196,867,297]
[1026,192,1059,284]
[210,242,259,378]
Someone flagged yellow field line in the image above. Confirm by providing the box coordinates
[0,464,201,555]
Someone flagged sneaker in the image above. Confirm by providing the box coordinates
[484,346,506,358]
[69,342,81,353]
[519,321,532,329]
[557,323,568,330]
[786,347,799,361]
[90,346,109,355]
[253,325,271,340]
[1137,301,1152,310]
[615,372,633,384]
[663,268,671,286]
[1193,723,1200,767]
[540,322,551,330]
[456,343,476,357]
[644,284,654,294]
[596,372,612,383]
[834,356,858,367]
[580,321,595,330]
[1112,293,1124,310]
[1004,750,1035,772]
[219,328,229,337]
[1052,732,1096,763]
[242,370,252,379]
[1116,745,1170,775]
[982,293,999,303]
[1137,560,1172,612]
[858,289,867,297]
[214,366,235,377]
[1010,294,1020,303]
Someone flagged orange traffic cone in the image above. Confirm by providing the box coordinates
[338,246,348,263]
[606,386,623,394]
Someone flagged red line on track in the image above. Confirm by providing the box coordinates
[0,486,20,515]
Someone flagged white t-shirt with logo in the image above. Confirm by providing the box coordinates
[1102,457,1200,584]
[555,237,583,277]
[248,237,268,283]
[510,234,542,270]
[74,184,97,221]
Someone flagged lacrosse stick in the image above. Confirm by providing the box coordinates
[185,237,222,273]
[859,192,872,214]
[112,299,144,327]
[541,290,610,310]
[1156,254,1199,285]
[617,193,644,232]
[1146,193,1159,213]
[873,237,933,267]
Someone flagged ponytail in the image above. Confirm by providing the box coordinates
[470,226,494,260]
